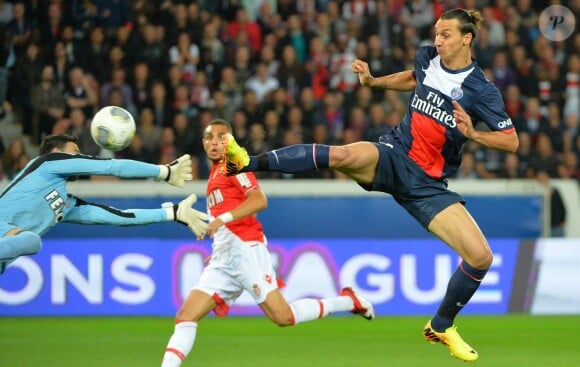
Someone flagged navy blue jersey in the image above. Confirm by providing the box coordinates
[385,46,515,179]
[0,153,168,236]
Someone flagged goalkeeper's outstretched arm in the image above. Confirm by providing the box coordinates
[63,194,208,237]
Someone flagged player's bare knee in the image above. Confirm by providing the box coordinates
[269,309,294,327]
[329,146,350,167]
[469,250,493,270]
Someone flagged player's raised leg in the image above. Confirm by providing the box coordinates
[221,134,379,184]
[160,290,217,367]
[259,287,374,327]
[422,203,492,362]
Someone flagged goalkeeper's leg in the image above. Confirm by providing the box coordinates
[160,290,216,367]
[0,230,42,274]
[260,288,374,326]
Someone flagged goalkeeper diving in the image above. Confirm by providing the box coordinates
[0,134,209,275]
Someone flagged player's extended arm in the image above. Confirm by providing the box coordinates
[351,59,416,91]
[206,188,267,238]
[63,194,208,236]
[45,153,192,187]
[453,101,519,153]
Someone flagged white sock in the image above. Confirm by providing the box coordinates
[289,296,354,324]
[161,321,198,367]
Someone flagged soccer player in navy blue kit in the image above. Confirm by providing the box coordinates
[0,134,208,275]
[221,9,518,362]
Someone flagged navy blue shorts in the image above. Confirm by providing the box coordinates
[358,142,464,229]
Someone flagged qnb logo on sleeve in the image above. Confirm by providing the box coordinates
[497,118,513,129]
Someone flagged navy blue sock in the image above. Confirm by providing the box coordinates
[431,261,488,332]
[247,144,330,173]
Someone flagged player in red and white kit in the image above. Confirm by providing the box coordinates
[160,119,374,367]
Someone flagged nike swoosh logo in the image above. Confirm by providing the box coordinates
[456,302,465,307]
[422,67,429,72]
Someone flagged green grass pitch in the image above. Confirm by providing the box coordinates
[2,315,580,366]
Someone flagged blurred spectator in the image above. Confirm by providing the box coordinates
[262,109,284,150]
[510,45,537,97]
[231,109,249,143]
[278,14,311,63]
[527,133,562,178]
[130,62,152,111]
[13,41,42,132]
[558,151,579,180]
[563,113,578,154]
[158,126,176,165]
[490,51,515,95]
[38,1,64,47]
[63,67,98,119]
[168,31,199,83]
[30,65,66,144]
[517,97,546,140]
[50,41,74,92]
[209,89,234,122]
[258,44,280,79]
[172,84,197,121]
[539,102,566,156]
[100,67,134,109]
[298,86,325,130]
[149,81,174,127]
[172,112,201,158]
[66,107,100,157]
[239,88,263,125]
[227,8,262,55]
[2,137,26,179]
[124,132,157,164]
[96,0,131,37]
[562,54,579,118]
[364,103,389,142]
[166,3,196,46]
[6,2,32,57]
[305,35,329,100]
[246,122,268,157]
[218,66,243,112]
[136,106,161,158]
[474,146,505,179]
[498,153,524,179]
[84,26,109,83]
[536,171,566,238]
[455,151,478,179]
[503,84,523,124]
[245,61,279,103]
[232,45,253,87]
[400,0,434,40]
[135,23,168,82]
[278,44,310,105]
[190,71,212,110]
[60,24,88,70]
[69,0,99,38]
[0,1,13,25]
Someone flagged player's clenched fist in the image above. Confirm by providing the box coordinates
[351,59,373,87]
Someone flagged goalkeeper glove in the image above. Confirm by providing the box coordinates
[157,154,193,187]
[166,194,209,237]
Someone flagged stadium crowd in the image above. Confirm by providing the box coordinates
[0,0,578,182]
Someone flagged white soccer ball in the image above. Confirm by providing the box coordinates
[90,106,136,151]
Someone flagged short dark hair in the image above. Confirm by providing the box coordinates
[439,8,484,43]
[39,134,78,155]
[207,119,232,132]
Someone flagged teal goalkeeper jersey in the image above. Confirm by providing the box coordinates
[0,153,169,235]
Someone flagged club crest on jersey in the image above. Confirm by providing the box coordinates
[450,87,464,100]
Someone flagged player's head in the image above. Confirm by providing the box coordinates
[203,119,232,162]
[435,8,483,58]
[39,134,80,155]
